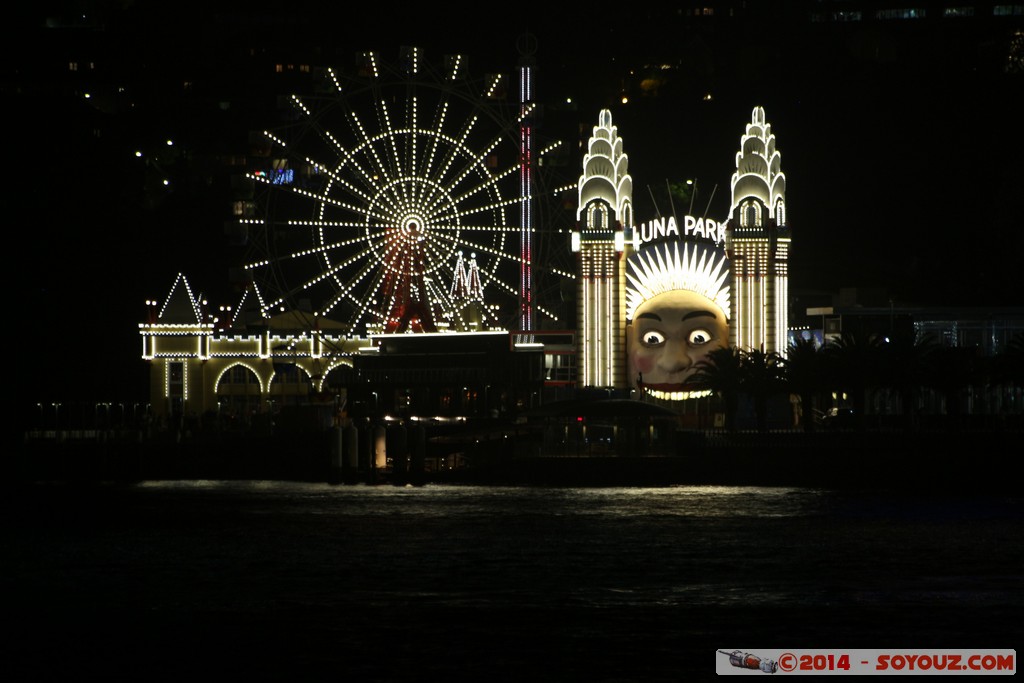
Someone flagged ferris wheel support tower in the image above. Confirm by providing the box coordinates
[518,37,536,336]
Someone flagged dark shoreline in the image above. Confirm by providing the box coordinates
[12,428,1020,493]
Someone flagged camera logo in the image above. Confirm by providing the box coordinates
[718,650,778,674]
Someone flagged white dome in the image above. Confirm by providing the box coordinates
[730,106,786,219]
[577,109,633,221]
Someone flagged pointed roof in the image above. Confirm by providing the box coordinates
[158,273,203,324]
[577,109,633,220]
[729,106,786,221]
[466,253,484,301]
[229,284,270,329]
[450,251,468,299]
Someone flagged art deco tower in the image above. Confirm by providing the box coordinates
[573,109,633,389]
[726,106,790,354]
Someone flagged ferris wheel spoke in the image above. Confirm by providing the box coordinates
[418,182,459,222]
[377,99,401,173]
[284,181,397,222]
[415,154,452,209]
[287,219,369,230]
[423,277,455,316]
[535,303,560,323]
[430,113,480,191]
[298,241,375,292]
[324,133,381,192]
[279,111,379,194]
[454,190,532,222]
[320,258,381,320]
[451,162,518,208]
[413,184,446,220]
[361,193,401,224]
[449,224,518,232]
[420,235,460,275]
[483,272,520,298]
[433,232,519,273]
[406,97,420,181]
[287,240,358,263]
[305,157,376,207]
[420,102,449,183]
[346,110,394,189]
[377,238,409,271]
[376,100,408,204]
[443,136,503,195]
[432,229,511,256]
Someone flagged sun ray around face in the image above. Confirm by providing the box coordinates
[626,242,731,323]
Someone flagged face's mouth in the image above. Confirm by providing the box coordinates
[640,382,711,402]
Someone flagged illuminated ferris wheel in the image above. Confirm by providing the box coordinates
[240,47,555,336]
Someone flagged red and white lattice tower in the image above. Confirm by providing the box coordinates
[518,41,535,338]
[380,216,435,333]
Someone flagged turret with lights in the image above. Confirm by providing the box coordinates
[726,106,791,354]
[573,109,633,389]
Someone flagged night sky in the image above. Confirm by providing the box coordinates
[9,2,1023,407]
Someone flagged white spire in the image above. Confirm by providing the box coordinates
[577,109,633,223]
[450,251,468,299]
[466,253,483,301]
[729,106,786,223]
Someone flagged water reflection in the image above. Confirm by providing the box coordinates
[5,481,1020,680]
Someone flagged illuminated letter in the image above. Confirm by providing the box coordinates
[706,219,719,242]
[665,216,679,238]
[693,218,706,239]
[653,217,665,240]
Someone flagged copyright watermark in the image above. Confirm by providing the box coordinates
[716,649,1015,675]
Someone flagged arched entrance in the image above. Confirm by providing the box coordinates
[216,364,263,428]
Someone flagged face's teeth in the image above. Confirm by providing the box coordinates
[646,388,712,401]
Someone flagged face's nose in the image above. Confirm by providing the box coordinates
[656,340,693,375]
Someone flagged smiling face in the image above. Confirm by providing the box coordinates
[627,289,729,399]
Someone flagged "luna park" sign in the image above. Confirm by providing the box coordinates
[630,215,725,249]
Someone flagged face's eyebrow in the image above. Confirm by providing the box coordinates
[682,310,716,321]
[636,312,662,321]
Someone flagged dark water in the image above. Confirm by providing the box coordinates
[3,481,1021,680]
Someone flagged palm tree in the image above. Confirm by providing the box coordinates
[820,330,884,430]
[879,331,938,431]
[992,332,1024,391]
[783,336,823,432]
[692,346,744,431]
[926,344,983,430]
[990,333,1024,423]
[743,347,786,432]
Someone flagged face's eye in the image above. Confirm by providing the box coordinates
[688,328,713,346]
[640,330,666,346]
